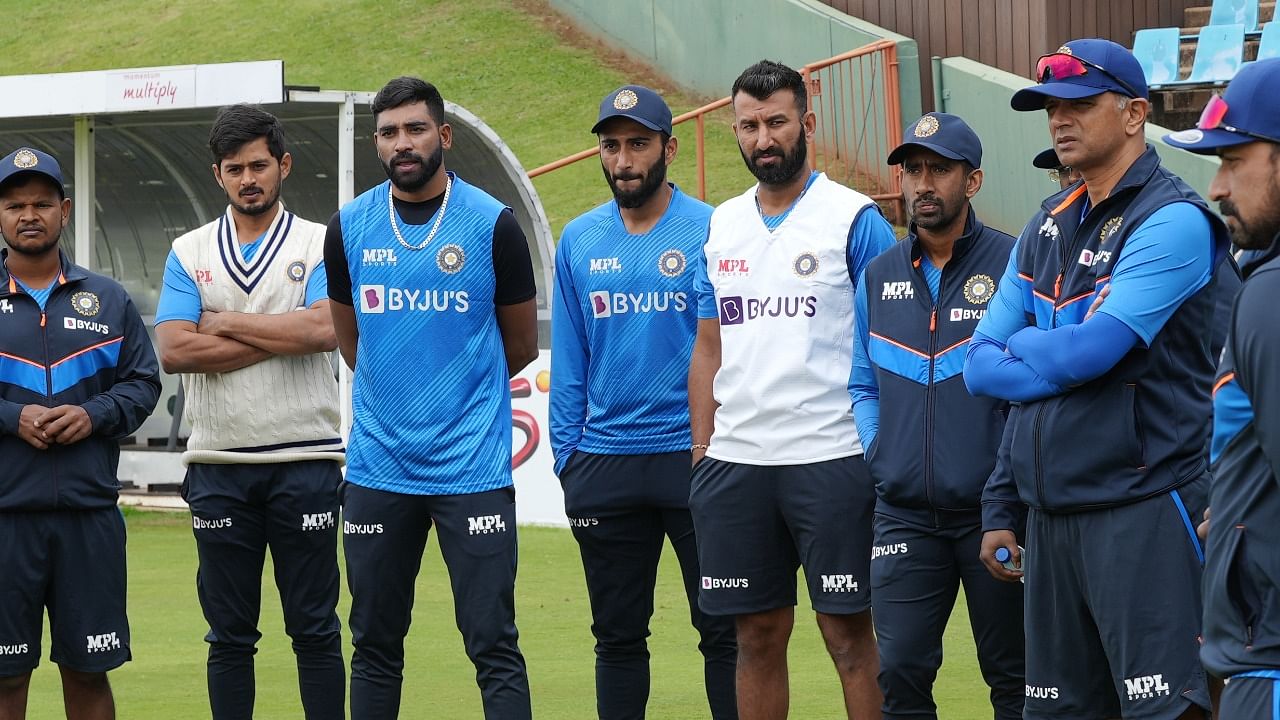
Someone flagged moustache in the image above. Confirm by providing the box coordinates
[751,149,784,162]
[391,152,424,165]
[1218,200,1239,218]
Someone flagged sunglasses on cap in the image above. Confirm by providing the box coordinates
[1035,53,1144,100]
[1198,93,1280,144]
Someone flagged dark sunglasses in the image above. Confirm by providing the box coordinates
[1035,53,1144,100]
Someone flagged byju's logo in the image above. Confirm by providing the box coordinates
[718,295,817,326]
[701,576,749,589]
[949,308,986,322]
[86,632,121,654]
[1124,674,1170,701]
[0,643,29,656]
[568,517,599,528]
[362,247,398,266]
[590,291,611,318]
[820,574,859,593]
[301,512,335,531]
[360,284,384,314]
[468,514,507,535]
[63,317,110,335]
[1026,685,1059,700]
[871,542,908,560]
[343,521,384,535]
[590,291,687,319]
[193,516,232,530]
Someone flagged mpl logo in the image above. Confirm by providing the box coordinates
[194,269,214,284]
[362,247,398,266]
[701,576,749,589]
[301,512,335,531]
[0,299,11,314]
[86,632,121,654]
[467,514,507,535]
[882,281,914,300]
[717,258,751,276]
[820,574,859,593]
[1124,674,1170,701]
[589,257,622,274]
[949,308,985,322]
[1038,217,1059,240]
[717,295,817,326]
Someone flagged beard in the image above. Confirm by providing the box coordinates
[1220,186,1280,251]
[228,182,281,217]
[4,226,60,256]
[382,144,444,193]
[741,137,809,186]
[603,155,668,209]
[911,192,965,231]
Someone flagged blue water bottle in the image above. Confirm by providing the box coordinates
[994,546,1025,583]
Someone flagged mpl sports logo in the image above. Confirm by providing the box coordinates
[359,285,469,314]
[820,574,859,593]
[701,576,749,589]
[717,295,817,326]
[467,514,507,535]
[590,290,687,319]
[716,258,751,277]
[86,632,121,654]
[589,257,622,274]
[0,299,11,314]
[882,281,914,300]
[1124,674,1170,701]
[301,512,335,531]
[362,247,398,266]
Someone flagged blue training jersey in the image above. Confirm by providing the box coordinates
[338,174,512,495]
[550,185,710,474]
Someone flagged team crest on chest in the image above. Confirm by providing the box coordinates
[963,274,995,305]
[793,251,820,277]
[436,243,465,274]
[1099,216,1123,245]
[658,249,686,278]
[71,291,100,317]
[285,260,306,283]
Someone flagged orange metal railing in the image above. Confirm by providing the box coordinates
[527,40,905,220]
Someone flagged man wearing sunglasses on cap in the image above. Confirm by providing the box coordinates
[963,38,1231,720]
[1163,57,1280,719]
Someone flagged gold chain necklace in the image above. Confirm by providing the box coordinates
[389,173,452,251]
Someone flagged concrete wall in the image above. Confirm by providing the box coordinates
[936,56,1220,236]
[549,0,923,122]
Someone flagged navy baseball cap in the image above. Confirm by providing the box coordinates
[1011,39,1149,112]
[1163,58,1280,153]
[591,85,673,135]
[886,112,983,168]
[0,147,65,198]
[1033,148,1063,169]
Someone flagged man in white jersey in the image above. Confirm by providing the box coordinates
[688,60,897,719]
[154,105,345,719]
[325,76,538,719]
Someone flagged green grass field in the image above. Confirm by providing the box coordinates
[22,509,992,719]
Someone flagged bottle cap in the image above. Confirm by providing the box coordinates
[994,547,1011,563]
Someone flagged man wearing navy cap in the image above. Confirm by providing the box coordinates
[551,85,737,719]
[1164,57,1280,719]
[1032,148,1081,190]
[851,112,1024,719]
[0,147,161,719]
[964,38,1229,719]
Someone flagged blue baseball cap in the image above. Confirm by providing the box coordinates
[1163,58,1280,153]
[886,112,983,168]
[591,85,673,135]
[0,147,65,198]
[1011,39,1149,112]
[1033,148,1063,169]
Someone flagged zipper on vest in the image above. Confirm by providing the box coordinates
[924,271,945,528]
[39,307,59,506]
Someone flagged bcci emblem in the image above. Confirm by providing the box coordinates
[658,249,686,278]
[71,291,100,317]
[285,261,306,283]
[613,89,639,110]
[793,252,819,277]
[13,149,38,169]
[963,274,995,305]
[436,244,465,274]
[913,115,940,138]
[1099,216,1123,244]
[1058,45,1072,54]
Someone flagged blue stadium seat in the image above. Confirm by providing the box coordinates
[1133,27,1182,85]
[1170,23,1246,84]
[1258,22,1280,61]
[1208,0,1259,32]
